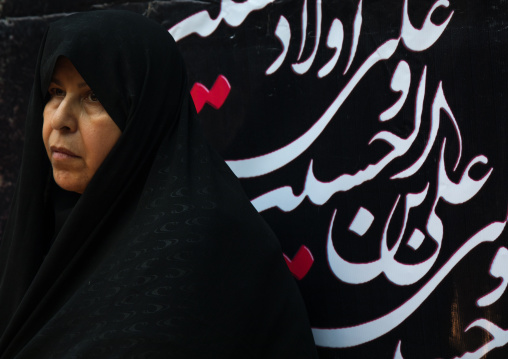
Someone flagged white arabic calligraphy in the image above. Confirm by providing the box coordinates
[314,216,506,348]
[379,60,410,122]
[251,64,426,213]
[343,0,362,74]
[326,138,492,286]
[292,0,322,74]
[171,0,505,355]
[317,18,344,78]
[327,185,429,286]
[393,319,508,358]
[169,0,273,41]
[297,0,308,61]
[454,320,508,359]
[266,16,291,75]
[226,0,453,178]
[477,246,508,307]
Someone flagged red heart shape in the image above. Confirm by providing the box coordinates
[190,75,231,113]
[283,245,314,280]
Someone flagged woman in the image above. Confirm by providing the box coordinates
[0,10,318,358]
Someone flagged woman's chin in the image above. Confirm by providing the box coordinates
[53,171,87,194]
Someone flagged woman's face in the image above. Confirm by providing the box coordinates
[43,57,121,194]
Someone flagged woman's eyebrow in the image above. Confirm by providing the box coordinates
[50,77,63,86]
[50,77,89,89]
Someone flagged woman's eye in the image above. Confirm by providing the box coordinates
[87,92,99,102]
[49,88,65,97]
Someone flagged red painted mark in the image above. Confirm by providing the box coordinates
[190,75,231,113]
[283,245,314,280]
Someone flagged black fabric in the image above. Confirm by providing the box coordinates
[51,185,80,246]
[0,10,317,358]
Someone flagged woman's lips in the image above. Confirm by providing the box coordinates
[50,146,79,160]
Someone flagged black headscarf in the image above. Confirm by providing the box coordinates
[0,10,317,358]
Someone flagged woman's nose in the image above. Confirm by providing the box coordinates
[51,97,78,132]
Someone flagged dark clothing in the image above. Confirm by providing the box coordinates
[0,10,317,358]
